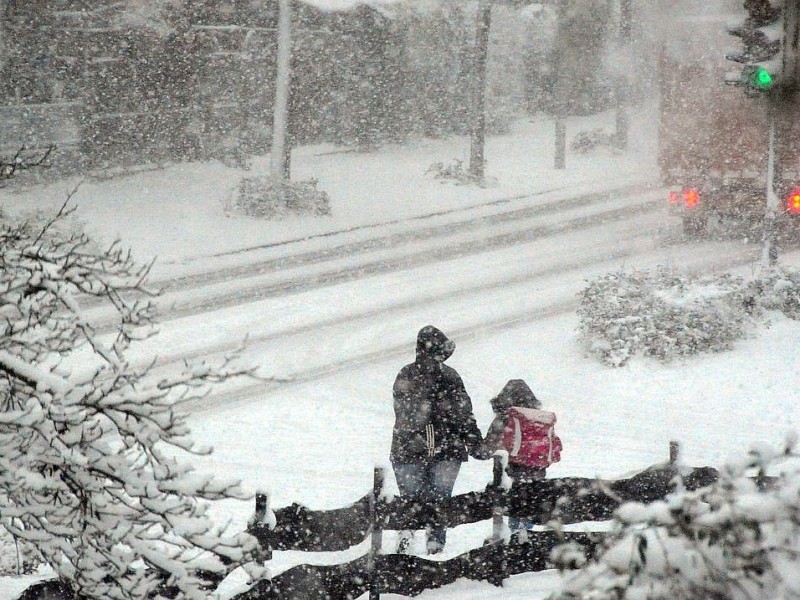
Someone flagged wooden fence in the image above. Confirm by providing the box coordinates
[238,442,723,600]
[18,441,777,600]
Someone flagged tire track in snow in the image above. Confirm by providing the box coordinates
[154,224,663,368]
[102,193,662,330]
[161,182,653,290]
[84,182,654,321]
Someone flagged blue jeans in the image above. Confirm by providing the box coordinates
[392,460,461,549]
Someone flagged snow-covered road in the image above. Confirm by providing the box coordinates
[119,186,764,415]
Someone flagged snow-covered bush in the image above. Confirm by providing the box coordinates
[229,176,331,219]
[0,201,259,599]
[578,268,758,366]
[552,436,800,600]
[570,128,618,155]
[426,159,496,187]
[748,266,800,320]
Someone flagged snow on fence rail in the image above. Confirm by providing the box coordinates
[238,442,726,600]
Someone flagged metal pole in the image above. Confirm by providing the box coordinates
[763,110,778,266]
[271,0,292,181]
[469,1,492,180]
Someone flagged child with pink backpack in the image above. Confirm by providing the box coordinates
[482,379,562,541]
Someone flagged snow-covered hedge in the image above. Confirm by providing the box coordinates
[578,266,800,366]
[748,266,800,320]
[570,128,618,155]
[426,159,496,187]
[229,176,331,219]
[577,268,758,367]
[553,436,800,600]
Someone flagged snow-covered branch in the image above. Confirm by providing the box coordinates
[0,203,259,598]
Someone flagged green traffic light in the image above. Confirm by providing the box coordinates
[750,66,775,90]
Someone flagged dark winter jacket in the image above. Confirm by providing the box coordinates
[390,326,483,464]
[482,379,547,481]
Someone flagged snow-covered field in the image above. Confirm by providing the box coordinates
[2,109,800,599]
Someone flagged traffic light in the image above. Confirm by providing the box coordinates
[725,0,795,94]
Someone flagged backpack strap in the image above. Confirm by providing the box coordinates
[509,415,522,457]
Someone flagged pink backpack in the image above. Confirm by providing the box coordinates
[501,407,562,468]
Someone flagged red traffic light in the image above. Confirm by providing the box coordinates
[683,188,700,208]
[787,188,800,214]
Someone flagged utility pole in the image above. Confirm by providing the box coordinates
[271,0,292,181]
[469,0,492,180]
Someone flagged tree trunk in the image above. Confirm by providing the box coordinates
[271,0,292,181]
[469,2,491,180]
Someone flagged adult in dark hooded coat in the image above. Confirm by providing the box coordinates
[390,325,484,554]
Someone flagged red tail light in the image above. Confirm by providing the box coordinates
[683,188,700,208]
[668,191,680,203]
[787,188,800,214]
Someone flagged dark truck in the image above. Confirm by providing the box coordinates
[659,11,800,235]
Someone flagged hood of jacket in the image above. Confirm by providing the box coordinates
[490,379,541,412]
[415,325,455,364]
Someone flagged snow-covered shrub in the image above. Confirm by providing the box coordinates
[552,436,800,600]
[750,265,800,320]
[426,159,496,187]
[229,176,331,219]
[570,128,619,155]
[0,202,260,599]
[578,268,758,366]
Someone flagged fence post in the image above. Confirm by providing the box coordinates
[369,467,385,600]
[669,441,679,465]
[490,455,505,543]
[254,491,272,562]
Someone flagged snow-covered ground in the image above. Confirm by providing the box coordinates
[3,108,800,599]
